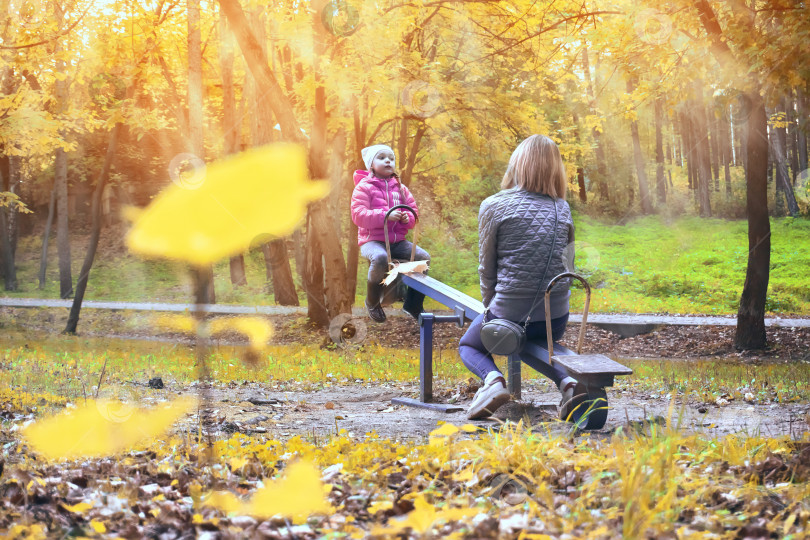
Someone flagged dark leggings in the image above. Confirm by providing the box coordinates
[459,311,569,385]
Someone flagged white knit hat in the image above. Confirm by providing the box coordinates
[361,144,395,171]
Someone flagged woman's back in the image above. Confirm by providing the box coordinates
[478,187,574,321]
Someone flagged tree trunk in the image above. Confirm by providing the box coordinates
[681,111,695,192]
[188,0,215,303]
[627,78,652,214]
[583,48,609,201]
[219,11,247,287]
[798,87,808,174]
[218,0,304,142]
[242,4,299,305]
[576,167,586,203]
[262,240,298,305]
[709,105,721,191]
[0,206,14,290]
[38,186,56,289]
[729,105,738,166]
[302,6,351,323]
[691,85,713,217]
[54,2,72,299]
[719,106,733,198]
[64,124,122,334]
[787,93,799,185]
[654,97,666,204]
[302,215,329,327]
[735,95,770,350]
[771,105,800,216]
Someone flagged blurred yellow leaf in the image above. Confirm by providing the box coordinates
[127,144,328,266]
[154,314,198,334]
[204,461,332,518]
[23,397,196,460]
[209,317,273,351]
[90,520,106,533]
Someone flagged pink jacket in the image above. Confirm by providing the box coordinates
[350,170,418,246]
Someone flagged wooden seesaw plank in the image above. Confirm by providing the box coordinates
[551,353,633,388]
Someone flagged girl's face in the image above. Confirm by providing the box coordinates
[372,151,396,178]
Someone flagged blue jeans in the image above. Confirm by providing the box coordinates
[459,311,569,385]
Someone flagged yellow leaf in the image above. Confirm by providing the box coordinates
[430,423,459,437]
[229,456,249,471]
[453,468,475,482]
[368,500,393,513]
[23,397,196,460]
[205,461,332,518]
[374,494,476,536]
[126,144,328,266]
[460,424,478,432]
[90,520,106,533]
[62,502,93,513]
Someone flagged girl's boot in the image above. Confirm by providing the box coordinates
[365,281,386,323]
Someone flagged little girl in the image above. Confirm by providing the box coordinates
[350,144,430,323]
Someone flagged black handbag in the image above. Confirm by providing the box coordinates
[480,197,559,356]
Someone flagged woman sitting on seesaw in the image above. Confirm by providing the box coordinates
[459,134,585,420]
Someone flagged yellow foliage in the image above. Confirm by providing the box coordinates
[23,397,196,460]
[373,494,477,536]
[204,460,332,518]
[127,144,328,266]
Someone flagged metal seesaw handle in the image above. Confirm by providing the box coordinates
[544,272,592,358]
[383,204,419,266]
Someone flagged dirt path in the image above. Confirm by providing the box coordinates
[163,381,810,442]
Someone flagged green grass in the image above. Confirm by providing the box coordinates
[3,336,809,407]
[568,215,810,315]
[5,215,810,315]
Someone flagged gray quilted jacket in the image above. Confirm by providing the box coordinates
[478,188,575,322]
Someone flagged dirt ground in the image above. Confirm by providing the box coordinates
[145,379,810,443]
[4,307,810,441]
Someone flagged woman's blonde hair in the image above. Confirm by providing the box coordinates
[500,135,567,198]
